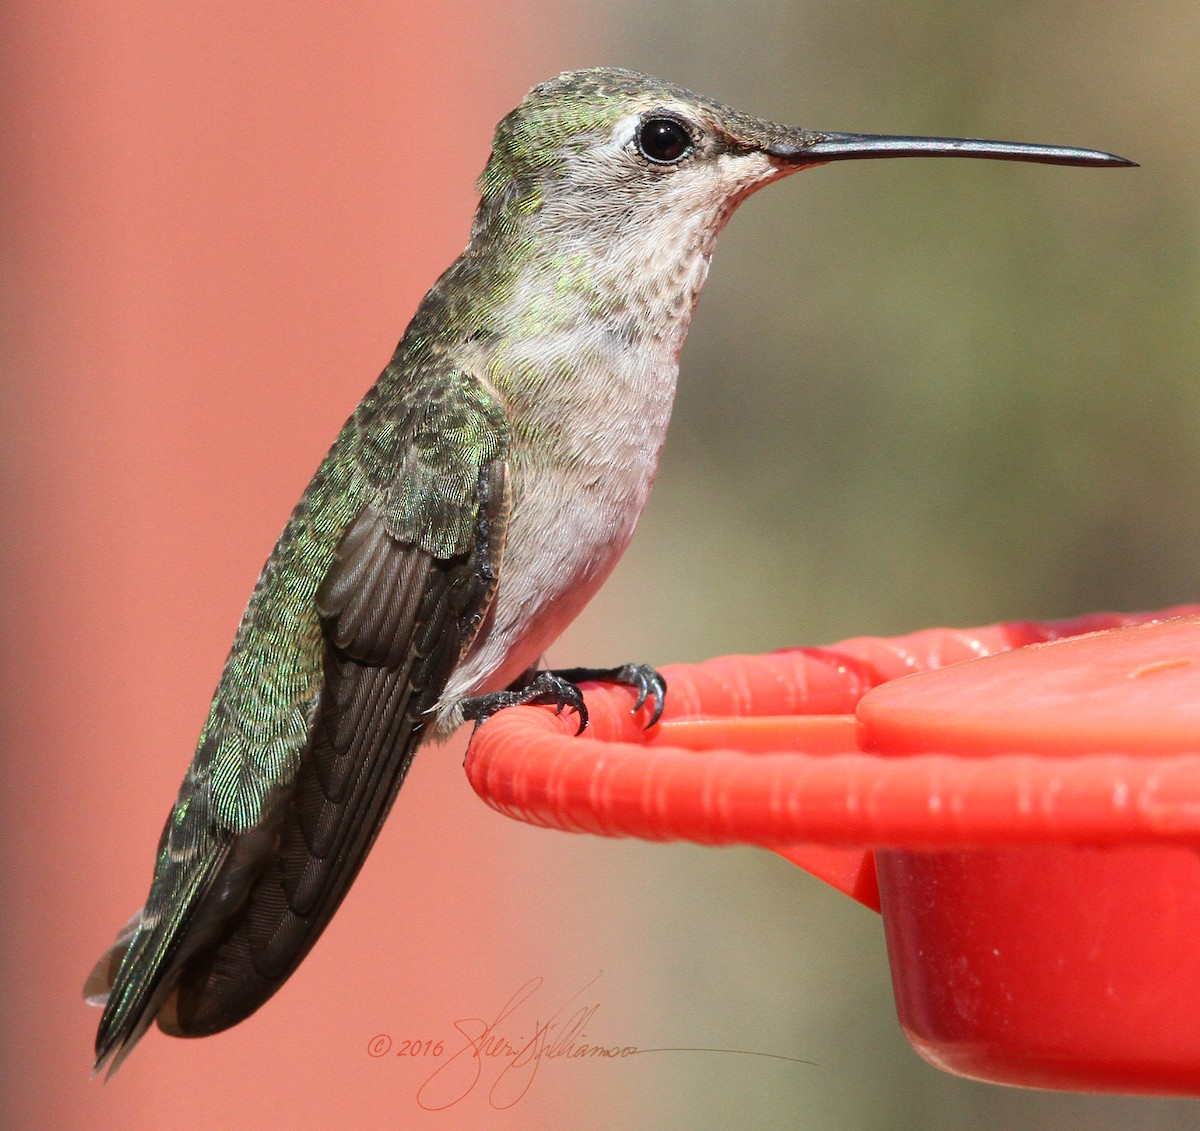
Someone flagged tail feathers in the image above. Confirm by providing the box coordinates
[86,846,227,1079]
[83,909,140,1007]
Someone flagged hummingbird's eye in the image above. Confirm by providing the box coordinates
[636,116,693,164]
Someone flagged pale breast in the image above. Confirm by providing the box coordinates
[431,210,718,729]
[434,321,681,724]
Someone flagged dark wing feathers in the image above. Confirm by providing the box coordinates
[314,505,431,666]
[89,371,510,1067]
[165,462,507,1035]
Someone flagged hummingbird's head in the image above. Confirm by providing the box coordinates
[477,68,823,247]
[475,67,1132,251]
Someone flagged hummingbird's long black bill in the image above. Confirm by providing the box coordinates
[768,133,1136,169]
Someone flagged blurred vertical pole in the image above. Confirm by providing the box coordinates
[0,4,587,1128]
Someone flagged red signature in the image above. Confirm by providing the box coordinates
[367,970,812,1109]
[400,972,631,1109]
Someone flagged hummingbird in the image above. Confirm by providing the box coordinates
[85,66,1132,1075]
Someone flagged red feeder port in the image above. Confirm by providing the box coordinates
[464,606,1200,1096]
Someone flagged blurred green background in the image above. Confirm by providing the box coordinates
[6,1,1199,1128]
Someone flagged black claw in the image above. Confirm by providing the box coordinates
[547,663,667,729]
[463,671,588,734]
[542,674,589,734]
[464,663,667,736]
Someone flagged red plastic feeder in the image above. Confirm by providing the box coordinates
[465,606,1200,1096]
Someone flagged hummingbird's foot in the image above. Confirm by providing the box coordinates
[547,663,667,729]
[462,672,590,734]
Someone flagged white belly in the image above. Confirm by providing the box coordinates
[429,205,723,732]
[433,326,680,730]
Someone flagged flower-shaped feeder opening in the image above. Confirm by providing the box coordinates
[465,607,1200,1096]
